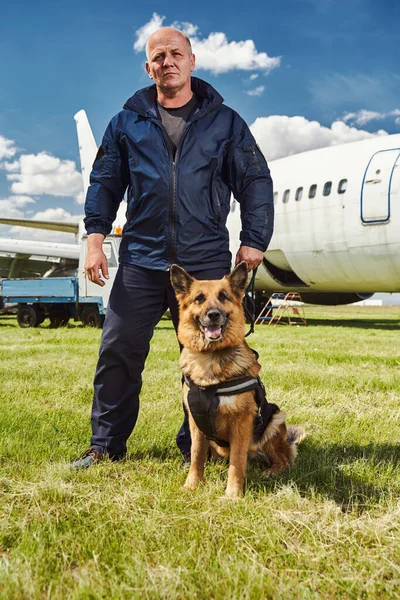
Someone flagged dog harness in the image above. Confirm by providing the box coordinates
[184,374,279,448]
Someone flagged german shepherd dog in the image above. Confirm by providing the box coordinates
[170,262,305,499]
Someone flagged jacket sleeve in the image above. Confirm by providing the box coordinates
[227,118,274,252]
[84,117,129,237]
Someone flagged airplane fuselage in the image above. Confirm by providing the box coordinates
[228,134,400,299]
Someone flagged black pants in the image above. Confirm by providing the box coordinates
[90,263,229,457]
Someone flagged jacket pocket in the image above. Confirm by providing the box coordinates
[244,142,261,174]
[214,187,222,225]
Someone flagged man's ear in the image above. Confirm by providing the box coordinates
[228,262,249,296]
[170,264,194,297]
[145,62,153,79]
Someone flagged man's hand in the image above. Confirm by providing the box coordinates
[84,233,109,287]
[235,246,264,271]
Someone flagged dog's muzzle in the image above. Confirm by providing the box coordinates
[199,309,227,341]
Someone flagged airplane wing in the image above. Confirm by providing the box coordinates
[0,238,79,279]
[0,217,79,234]
[0,238,80,259]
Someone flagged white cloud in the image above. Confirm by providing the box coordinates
[189,32,280,75]
[249,74,259,81]
[250,115,388,161]
[75,190,85,205]
[134,14,280,75]
[171,20,199,37]
[3,152,83,200]
[32,208,82,223]
[343,108,400,126]
[133,12,166,53]
[0,195,35,218]
[0,135,17,160]
[246,85,265,97]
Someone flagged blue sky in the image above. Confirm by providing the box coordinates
[1,0,400,240]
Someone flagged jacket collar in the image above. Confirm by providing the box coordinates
[123,77,224,120]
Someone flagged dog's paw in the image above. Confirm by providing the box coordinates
[182,476,203,491]
[181,484,195,492]
[224,487,245,500]
[218,492,242,502]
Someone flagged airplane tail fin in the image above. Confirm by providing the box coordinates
[74,110,98,194]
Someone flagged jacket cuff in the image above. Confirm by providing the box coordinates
[239,240,266,252]
[85,225,110,237]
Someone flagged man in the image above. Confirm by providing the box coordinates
[73,27,274,468]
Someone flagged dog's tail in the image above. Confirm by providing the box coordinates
[287,425,306,445]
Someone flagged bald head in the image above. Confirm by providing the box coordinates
[145,27,192,61]
[145,27,195,105]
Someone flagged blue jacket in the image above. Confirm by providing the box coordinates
[84,77,274,272]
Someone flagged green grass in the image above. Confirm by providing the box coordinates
[0,306,400,599]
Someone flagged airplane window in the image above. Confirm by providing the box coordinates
[338,179,347,194]
[282,189,290,203]
[309,184,317,198]
[323,181,332,196]
[295,187,303,201]
[273,191,279,205]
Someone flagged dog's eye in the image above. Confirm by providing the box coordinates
[194,293,206,304]
[218,291,230,303]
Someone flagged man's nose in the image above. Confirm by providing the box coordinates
[163,53,174,67]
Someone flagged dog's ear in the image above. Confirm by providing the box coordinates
[228,262,249,296]
[170,264,194,297]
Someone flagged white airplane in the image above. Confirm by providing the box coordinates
[228,132,400,305]
[0,111,399,306]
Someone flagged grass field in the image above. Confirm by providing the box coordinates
[0,305,400,599]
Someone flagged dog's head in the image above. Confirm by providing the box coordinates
[170,262,249,351]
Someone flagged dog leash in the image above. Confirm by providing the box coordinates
[244,267,258,337]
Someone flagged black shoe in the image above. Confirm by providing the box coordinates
[71,448,106,469]
[181,452,191,470]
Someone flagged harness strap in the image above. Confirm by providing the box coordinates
[184,375,259,396]
[184,371,277,447]
[244,267,258,338]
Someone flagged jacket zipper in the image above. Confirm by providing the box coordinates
[250,145,261,173]
[150,119,192,266]
[215,188,221,225]
[169,123,193,264]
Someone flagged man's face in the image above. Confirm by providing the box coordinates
[145,30,195,94]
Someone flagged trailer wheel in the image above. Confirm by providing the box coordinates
[81,307,103,328]
[17,306,40,328]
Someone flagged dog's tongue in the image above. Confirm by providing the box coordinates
[205,325,222,339]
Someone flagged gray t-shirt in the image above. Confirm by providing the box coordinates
[157,94,197,158]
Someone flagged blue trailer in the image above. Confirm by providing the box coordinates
[1,234,121,328]
[1,276,105,328]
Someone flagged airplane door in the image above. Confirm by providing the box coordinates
[361,148,400,223]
